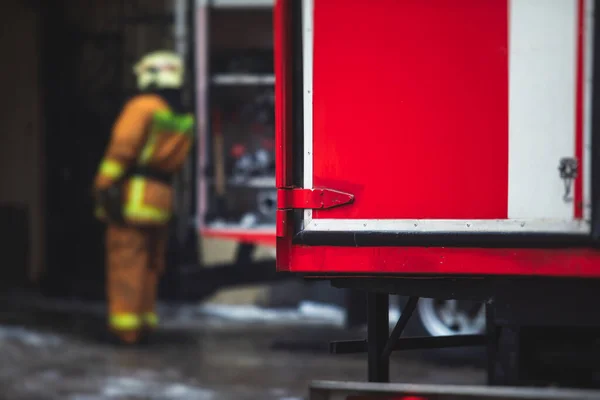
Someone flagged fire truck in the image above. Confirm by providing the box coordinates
[274,0,600,398]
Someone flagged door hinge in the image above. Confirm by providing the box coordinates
[277,188,354,210]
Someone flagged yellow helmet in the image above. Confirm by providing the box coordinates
[133,51,184,91]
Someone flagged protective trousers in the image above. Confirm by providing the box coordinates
[106,223,168,344]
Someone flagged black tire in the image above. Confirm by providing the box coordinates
[396,296,487,366]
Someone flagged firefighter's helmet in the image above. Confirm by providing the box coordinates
[133,51,184,91]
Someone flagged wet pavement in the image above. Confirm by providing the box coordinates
[0,297,485,399]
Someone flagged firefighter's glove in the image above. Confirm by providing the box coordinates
[96,185,125,225]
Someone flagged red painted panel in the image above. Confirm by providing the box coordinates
[287,245,600,277]
[312,0,509,220]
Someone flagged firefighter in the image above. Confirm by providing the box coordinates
[93,50,194,345]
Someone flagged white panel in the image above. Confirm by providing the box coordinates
[302,0,314,227]
[195,4,210,230]
[304,219,588,234]
[508,0,578,219]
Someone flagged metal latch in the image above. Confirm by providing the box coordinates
[558,157,578,202]
[276,188,354,237]
[277,188,354,210]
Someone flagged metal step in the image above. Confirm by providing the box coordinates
[309,381,600,400]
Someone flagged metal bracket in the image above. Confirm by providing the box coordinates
[277,188,354,210]
[330,334,487,354]
[329,294,485,383]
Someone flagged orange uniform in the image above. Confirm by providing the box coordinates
[94,93,194,344]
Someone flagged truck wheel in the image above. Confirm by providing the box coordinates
[416,298,486,337]
[401,297,487,365]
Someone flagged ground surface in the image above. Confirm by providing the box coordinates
[0,296,484,400]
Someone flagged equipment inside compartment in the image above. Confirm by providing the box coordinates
[205,49,276,229]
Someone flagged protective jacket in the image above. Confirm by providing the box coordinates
[94,93,194,225]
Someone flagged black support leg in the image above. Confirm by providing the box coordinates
[345,290,368,329]
[234,243,255,265]
[486,301,499,386]
[367,292,389,383]
[489,325,521,386]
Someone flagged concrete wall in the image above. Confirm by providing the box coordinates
[0,1,44,283]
